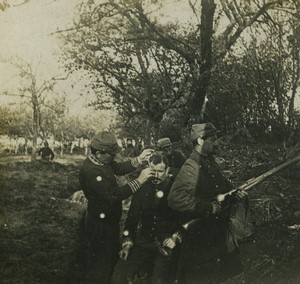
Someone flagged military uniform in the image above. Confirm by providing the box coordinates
[157,138,186,177]
[166,148,187,177]
[79,132,143,284]
[38,146,54,161]
[111,177,180,284]
[168,150,243,284]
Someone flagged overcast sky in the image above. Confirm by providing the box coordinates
[0,0,298,112]
[0,0,194,112]
[0,0,79,80]
[0,0,86,111]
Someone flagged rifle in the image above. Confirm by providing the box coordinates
[183,154,300,230]
[215,154,300,203]
[159,154,300,252]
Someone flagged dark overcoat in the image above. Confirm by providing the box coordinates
[79,155,140,283]
[168,150,243,283]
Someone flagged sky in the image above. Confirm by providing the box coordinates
[0,0,194,114]
[0,0,299,114]
[0,0,77,79]
[0,0,90,113]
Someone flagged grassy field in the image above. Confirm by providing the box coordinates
[0,143,300,283]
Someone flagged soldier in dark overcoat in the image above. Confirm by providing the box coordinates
[168,123,247,284]
[111,152,181,284]
[79,131,154,284]
[38,141,54,161]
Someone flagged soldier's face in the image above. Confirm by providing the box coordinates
[96,151,115,164]
[202,135,219,155]
[149,162,168,184]
[162,146,172,155]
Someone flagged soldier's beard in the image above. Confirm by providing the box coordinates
[200,142,218,156]
[151,178,163,184]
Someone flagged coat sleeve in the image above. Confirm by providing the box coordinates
[111,157,140,176]
[168,160,213,215]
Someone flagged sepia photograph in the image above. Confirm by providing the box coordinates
[0,0,300,283]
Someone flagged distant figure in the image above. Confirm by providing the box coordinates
[136,137,145,153]
[38,141,55,161]
[123,138,140,158]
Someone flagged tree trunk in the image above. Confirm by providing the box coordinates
[31,95,38,161]
[189,0,216,123]
[287,24,300,132]
[60,131,64,158]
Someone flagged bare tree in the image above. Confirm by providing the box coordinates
[1,58,57,160]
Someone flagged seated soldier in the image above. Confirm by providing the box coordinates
[111,152,181,284]
[38,141,54,161]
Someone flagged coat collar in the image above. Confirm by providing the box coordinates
[190,150,214,164]
[88,154,104,166]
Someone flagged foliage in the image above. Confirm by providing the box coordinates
[207,1,300,142]
[0,0,31,12]
[61,0,284,141]
[0,106,30,137]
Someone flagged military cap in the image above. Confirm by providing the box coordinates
[90,131,120,154]
[191,123,221,141]
[157,137,172,149]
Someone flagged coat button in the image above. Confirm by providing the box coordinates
[96,176,102,181]
[156,191,164,198]
[123,230,129,236]
[100,213,105,219]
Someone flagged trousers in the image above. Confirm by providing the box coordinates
[111,237,178,284]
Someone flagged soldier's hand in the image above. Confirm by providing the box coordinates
[211,202,222,214]
[137,149,154,163]
[136,167,154,184]
[234,190,248,201]
[163,237,176,249]
[119,245,131,261]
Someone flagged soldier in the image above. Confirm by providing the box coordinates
[123,137,140,158]
[157,137,186,178]
[79,131,154,284]
[111,152,180,284]
[168,123,247,284]
[37,141,54,161]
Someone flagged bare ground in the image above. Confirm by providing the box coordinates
[0,142,300,284]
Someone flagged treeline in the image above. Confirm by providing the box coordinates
[60,0,300,145]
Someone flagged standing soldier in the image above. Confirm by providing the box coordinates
[123,137,140,158]
[157,137,186,178]
[79,131,154,284]
[168,123,247,284]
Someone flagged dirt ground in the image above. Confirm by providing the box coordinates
[0,141,300,284]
